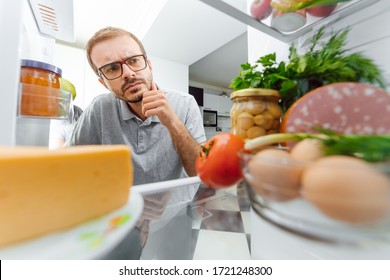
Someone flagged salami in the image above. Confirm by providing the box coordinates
[281,83,390,134]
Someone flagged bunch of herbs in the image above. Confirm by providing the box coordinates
[229,27,386,113]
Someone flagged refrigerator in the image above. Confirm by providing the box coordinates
[1,0,390,260]
[0,0,75,147]
[200,0,390,259]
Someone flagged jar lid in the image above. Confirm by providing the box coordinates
[231,88,280,100]
[271,10,307,32]
[21,59,62,76]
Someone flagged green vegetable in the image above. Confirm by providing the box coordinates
[230,27,386,113]
[244,129,390,163]
[271,0,351,12]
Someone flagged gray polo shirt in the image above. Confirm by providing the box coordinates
[66,89,206,186]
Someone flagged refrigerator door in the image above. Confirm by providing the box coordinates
[0,0,23,145]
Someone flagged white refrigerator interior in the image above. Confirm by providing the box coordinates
[250,207,390,260]
[243,0,390,259]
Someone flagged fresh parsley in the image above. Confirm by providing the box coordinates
[229,27,386,113]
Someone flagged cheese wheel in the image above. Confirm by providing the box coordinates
[0,145,133,247]
[281,83,390,134]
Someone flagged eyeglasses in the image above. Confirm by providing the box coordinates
[98,54,147,80]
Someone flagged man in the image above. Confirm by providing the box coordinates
[66,27,206,185]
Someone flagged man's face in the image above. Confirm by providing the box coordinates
[91,35,153,104]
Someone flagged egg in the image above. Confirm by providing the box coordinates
[247,149,304,201]
[290,139,324,162]
[302,156,390,224]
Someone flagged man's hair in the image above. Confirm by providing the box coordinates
[86,26,147,76]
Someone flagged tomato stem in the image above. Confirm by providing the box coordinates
[201,140,214,157]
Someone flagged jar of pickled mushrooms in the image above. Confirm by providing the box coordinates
[230,88,281,140]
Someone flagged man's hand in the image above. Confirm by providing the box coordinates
[142,81,200,176]
[141,81,174,126]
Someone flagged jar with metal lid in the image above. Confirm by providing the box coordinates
[271,9,307,33]
[19,59,62,117]
[230,88,281,140]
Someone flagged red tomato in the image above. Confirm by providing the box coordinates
[196,133,245,188]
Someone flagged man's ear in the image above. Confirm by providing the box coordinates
[98,77,108,89]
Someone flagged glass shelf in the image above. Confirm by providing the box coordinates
[198,0,381,43]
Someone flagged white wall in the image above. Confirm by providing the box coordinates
[53,44,91,110]
[53,43,106,110]
[247,26,290,65]
[245,0,289,65]
[148,55,188,92]
[54,44,189,110]
[330,2,390,89]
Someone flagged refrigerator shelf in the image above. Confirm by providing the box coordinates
[199,0,381,43]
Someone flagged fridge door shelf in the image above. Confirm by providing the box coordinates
[17,83,72,121]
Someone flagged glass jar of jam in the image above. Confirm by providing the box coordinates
[19,59,62,117]
[230,88,281,141]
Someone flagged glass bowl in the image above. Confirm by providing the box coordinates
[239,149,390,246]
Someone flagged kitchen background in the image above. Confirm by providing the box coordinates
[189,85,233,139]
[48,0,389,141]
[2,0,389,146]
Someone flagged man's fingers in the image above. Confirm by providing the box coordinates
[150,80,157,91]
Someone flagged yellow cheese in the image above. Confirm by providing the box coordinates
[0,145,133,248]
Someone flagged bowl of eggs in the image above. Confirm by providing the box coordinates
[239,134,390,245]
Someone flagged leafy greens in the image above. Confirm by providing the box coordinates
[229,27,386,113]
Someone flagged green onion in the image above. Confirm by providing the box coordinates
[245,130,390,163]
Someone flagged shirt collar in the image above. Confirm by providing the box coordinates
[119,99,160,124]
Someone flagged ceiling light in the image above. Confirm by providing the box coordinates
[219,92,228,98]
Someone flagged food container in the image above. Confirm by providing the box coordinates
[271,9,307,32]
[19,59,63,117]
[230,88,281,141]
[239,148,390,246]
